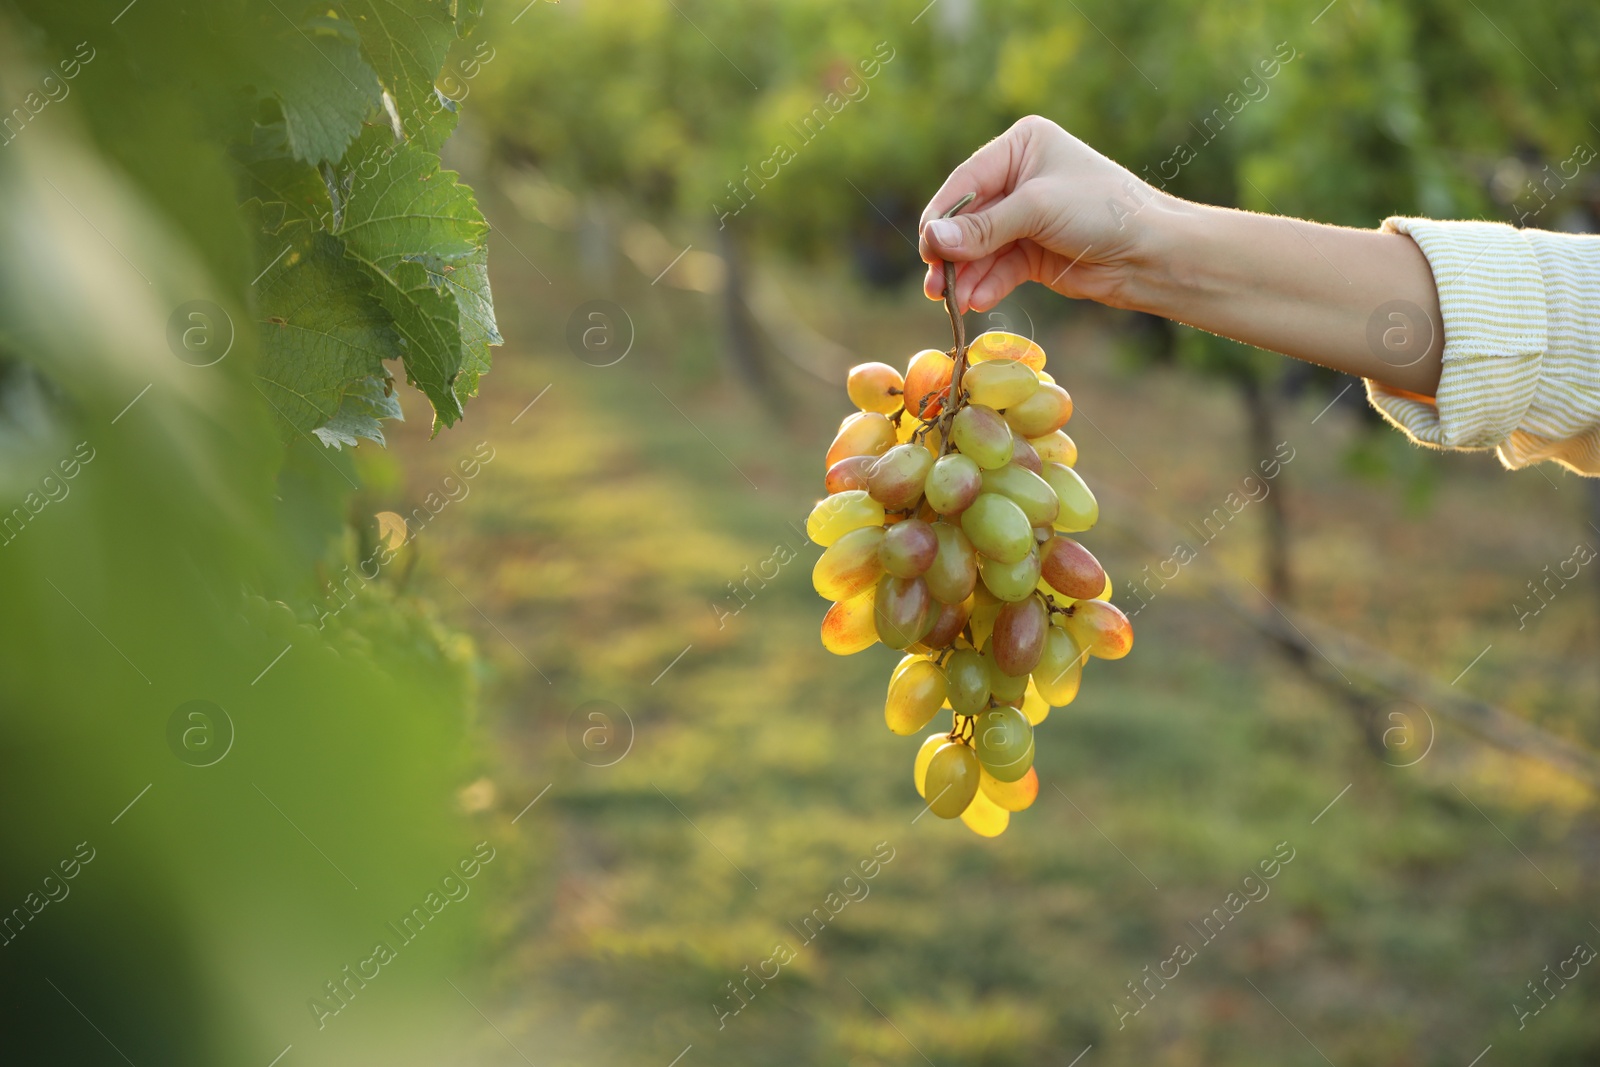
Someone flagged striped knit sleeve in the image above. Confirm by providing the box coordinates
[1364,217,1600,475]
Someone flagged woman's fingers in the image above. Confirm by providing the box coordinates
[919,130,1024,233]
[921,190,1036,264]
[965,246,1037,312]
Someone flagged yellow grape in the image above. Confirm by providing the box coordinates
[1097,574,1112,600]
[1062,599,1133,660]
[1041,463,1098,533]
[925,742,980,818]
[967,330,1046,372]
[1003,383,1073,437]
[847,362,905,414]
[806,490,885,547]
[885,658,947,735]
[980,765,1039,812]
[825,412,896,469]
[963,359,1039,410]
[1033,626,1085,705]
[960,784,1011,836]
[903,349,954,418]
[913,732,945,797]
[812,525,884,600]
[821,588,878,655]
[1030,430,1077,467]
[1021,679,1051,724]
[969,594,1002,651]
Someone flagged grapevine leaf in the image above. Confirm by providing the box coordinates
[257,19,383,166]
[313,375,404,449]
[455,0,485,37]
[234,126,335,233]
[339,0,457,138]
[256,231,397,435]
[424,245,499,414]
[336,135,487,426]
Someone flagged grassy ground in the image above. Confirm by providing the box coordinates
[383,165,1600,1066]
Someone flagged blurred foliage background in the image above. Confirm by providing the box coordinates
[4,0,1600,1065]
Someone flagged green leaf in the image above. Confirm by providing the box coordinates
[257,18,383,166]
[336,135,488,426]
[339,0,458,139]
[424,245,499,416]
[313,375,404,449]
[454,0,485,37]
[256,231,397,435]
[234,127,336,233]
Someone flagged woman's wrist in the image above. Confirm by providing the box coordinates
[1106,193,1444,396]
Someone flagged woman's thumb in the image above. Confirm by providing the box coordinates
[921,195,1031,261]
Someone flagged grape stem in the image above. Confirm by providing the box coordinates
[937,192,977,457]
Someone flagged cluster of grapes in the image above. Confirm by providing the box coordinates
[806,316,1133,837]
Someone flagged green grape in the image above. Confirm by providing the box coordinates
[1040,535,1106,599]
[959,493,1032,563]
[924,453,982,514]
[983,644,1029,702]
[913,732,946,797]
[925,523,978,603]
[806,490,886,546]
[874,574,934,649]
[949,404,1014,469]
[812,525,885,600]
[978,463,1059,527]
[992,596,1048,675]
[1033,626,1085,704]
[924,742,980,818]
[866,444,935,510]
[1002,382,1073,437]
[880,517,938,579]
[1041,463,1098,533]
[978,548,1041,602]
[973,705,1035,782]
[963,358,1039,410]
[945,648,990,714]
[885,658,947,735]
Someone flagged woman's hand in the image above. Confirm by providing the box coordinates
[918,115,1174,314]
[918,115,1445,397]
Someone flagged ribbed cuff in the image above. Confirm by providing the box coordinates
[1364,217,1546,451]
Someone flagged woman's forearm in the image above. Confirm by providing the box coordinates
[1119,197,1445,397]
